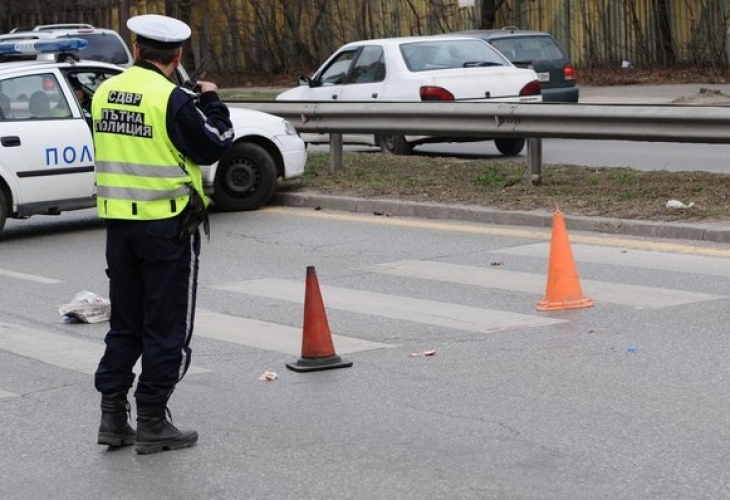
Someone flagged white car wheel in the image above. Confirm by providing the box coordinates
[212,142,278,211]
[375,134,413,155]
[494,138,526,156]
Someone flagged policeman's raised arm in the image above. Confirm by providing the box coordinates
[167,84,234,166]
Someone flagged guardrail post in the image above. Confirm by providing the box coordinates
[527,137,543,186]
[329,133,344,172]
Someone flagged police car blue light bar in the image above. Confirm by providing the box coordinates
[0,38,88,55]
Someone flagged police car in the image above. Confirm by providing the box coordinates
[0,23,134,67]
[0,38,307,233]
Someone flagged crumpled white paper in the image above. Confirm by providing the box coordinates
[58,291,111,324]
[258,370,278,382]
[666,199,695,209]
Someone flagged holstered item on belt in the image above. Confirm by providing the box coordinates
[177,189,209,242]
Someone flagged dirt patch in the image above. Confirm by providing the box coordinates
[671,87,730,105]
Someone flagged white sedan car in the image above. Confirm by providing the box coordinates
[277,35,541,156]
[0,39,307,232]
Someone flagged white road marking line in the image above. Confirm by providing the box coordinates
[0,322,208,375]
[495,243,730,277]
[0,269,63,284]
[195,309,392,356]
[365,260,725,308]
[210,280,567,332]
[0,388,18,399]
[263,206,730,257]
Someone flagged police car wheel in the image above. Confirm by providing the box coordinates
[212,142,277,212]
[0,188,6,233]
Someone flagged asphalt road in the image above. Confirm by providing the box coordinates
[3,83,730,499]
[4,206,730,499]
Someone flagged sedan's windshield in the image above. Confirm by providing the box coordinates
[400,39,507,72]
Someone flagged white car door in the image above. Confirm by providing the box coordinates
[0,70,95,209]
[304,52,353,101]
[340,45,387,101]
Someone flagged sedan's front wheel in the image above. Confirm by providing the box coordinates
[375,134,413,155]
[494,138,526,156]
[212,142,277,212]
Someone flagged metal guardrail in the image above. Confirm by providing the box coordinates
[228,101,730,183]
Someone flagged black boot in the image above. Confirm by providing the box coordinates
[98,391,136,447]
[135,404,198,455]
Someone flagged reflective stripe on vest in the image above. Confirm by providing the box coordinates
[97,185,190,201]
[96,160,193,178]
[92,66,203,220]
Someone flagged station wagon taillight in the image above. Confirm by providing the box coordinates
[420,86,455,101]
[564,63,576,81]
[519,80,541,96]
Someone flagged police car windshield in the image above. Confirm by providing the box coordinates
[73,34,128,64]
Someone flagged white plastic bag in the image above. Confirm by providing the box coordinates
[58,291,111,324]
[666,199,695,209]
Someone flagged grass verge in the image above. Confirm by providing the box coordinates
[278,151,730,222]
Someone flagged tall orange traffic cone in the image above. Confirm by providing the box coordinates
[537,208,593,311]
[286,266,353,372]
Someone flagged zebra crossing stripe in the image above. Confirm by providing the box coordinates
[365,260,725,309]
[0,268,63,284]
[210,280,567,332]
[0,388,18,399]
[195,309,392,356]
[0,322,209,375]
[496,243,730,278]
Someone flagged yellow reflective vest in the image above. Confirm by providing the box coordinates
[92,66,206,220]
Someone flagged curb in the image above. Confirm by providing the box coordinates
[270,192,730,244]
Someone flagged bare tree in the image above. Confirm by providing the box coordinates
[653,0,676,64]
[479,0,508,29]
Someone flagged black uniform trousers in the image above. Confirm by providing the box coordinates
[94,212,201,405]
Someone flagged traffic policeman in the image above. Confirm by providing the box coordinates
[92,14,234,454]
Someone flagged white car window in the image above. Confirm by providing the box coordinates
[0,73,73,120]
[401,39,507,72]
[0,87,9,119]
[64,68,118,92]
[351,46,385,84]
[317,51,356,86]
[63,68,119,124]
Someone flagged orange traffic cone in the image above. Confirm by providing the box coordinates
[537,208,593,311]
[286,266,353,372]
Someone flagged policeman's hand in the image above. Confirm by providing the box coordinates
[196,80,218,94]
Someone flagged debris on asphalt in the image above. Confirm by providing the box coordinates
[410,349,437,357]
[258,370,278,381]
[58,291,111,324]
